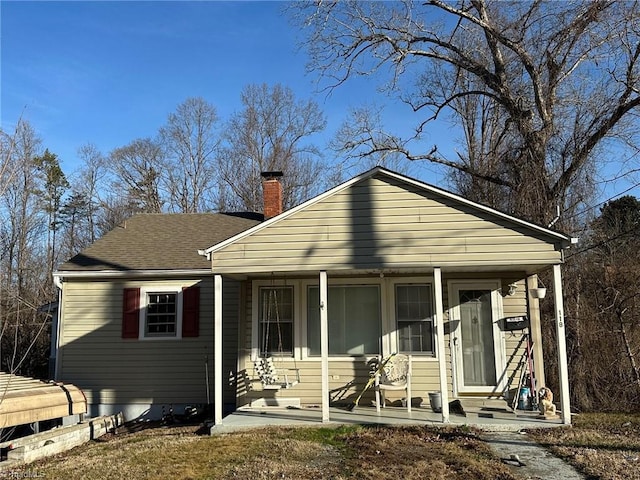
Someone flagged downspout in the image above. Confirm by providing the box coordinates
[198,249,215,414]
[52,274,64,380]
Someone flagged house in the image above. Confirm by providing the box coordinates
[52,213,262,420]
[52,168,575,425]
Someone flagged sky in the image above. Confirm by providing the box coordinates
[1,0,638,215]
[0,0,449,183]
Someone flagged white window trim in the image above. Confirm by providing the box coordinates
[447,279,506,394]
[301,277,385,361]
[138,285,183,341]
[251,280,299,361]
[387,277,438,361]
[251,276,442,363]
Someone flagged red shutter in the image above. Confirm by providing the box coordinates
[122,288,140,339]
[182,286,200,337]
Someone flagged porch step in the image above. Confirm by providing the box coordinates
[458,398,514,416]
[248,397,301,408]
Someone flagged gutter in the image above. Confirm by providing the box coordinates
[52,268,211,280]
[197,249,211,261]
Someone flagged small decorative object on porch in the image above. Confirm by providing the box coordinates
[374,353,412,413]
[253,356,300,390]
[428,391,442,413]
[530,278,547,299]
[538,387,558,419]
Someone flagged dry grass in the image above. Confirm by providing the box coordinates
[11,413,639,480]
[528,412,640,480]
[8,423,519,480]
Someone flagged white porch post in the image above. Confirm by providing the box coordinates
[526,274,546,390]
[433,267,450,423]
[552,264,571,425]
[319,271,330,423]
[214,274,223,425]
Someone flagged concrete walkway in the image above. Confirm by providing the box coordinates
[482,431,586,480]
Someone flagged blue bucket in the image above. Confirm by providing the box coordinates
[517,386,531,410]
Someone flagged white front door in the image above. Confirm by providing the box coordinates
[449,281,505,394]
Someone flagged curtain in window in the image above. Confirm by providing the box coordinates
[307,285,381,355]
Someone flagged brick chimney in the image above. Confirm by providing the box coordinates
[261,171,283,219]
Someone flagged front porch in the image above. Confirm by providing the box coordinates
[204,169,575,428]
[210,399,564,434]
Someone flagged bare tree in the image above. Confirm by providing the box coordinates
[0,124,21,201]
[436,71,514,210]
[109,138,164,214]
[95,194,139,237]
[0,120,52,379]
[160,97,220,213]
[330,104,414,185]
[217,83,326,212]
[0,120,44,294]
[74,143,108,244]
[559,196,640,411]
[294,0,640,226]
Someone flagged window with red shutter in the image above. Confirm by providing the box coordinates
[182,286,200,337]
[122,288,140,339]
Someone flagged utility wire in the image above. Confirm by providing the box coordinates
[565,181,640,221]
[565,222,639,260]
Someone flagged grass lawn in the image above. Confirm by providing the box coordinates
[8,423,518,480]
[528,413,640,480]
[6,413,640,480]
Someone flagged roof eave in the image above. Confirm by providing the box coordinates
[53,268,212,282]
[379,169,574,246]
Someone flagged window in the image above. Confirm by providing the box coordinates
[307,285,381,356]
[122,286,199,340]
[259,286,294,356]
[395,284,434,354]
[146,292,177,337]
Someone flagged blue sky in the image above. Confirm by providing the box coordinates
[1,0,637,212]
[1,0,448,182]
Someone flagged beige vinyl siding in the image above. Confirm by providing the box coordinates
[241,359,447,408]
[238,278,454,408]
[58,276,239,409]
[211,175,563,274]
[238,274,529,407]
[501,280,532,398]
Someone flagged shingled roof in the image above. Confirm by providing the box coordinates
[57,213,262,272]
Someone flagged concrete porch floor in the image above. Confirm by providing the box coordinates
[211,398,564,434]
